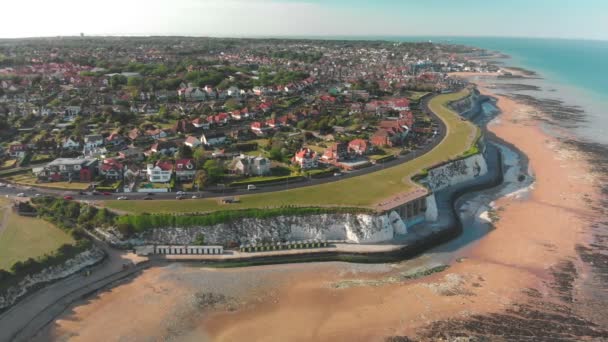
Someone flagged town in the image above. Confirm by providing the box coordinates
[0,37,494,196]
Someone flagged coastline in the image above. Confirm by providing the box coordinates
[31,73,608,340]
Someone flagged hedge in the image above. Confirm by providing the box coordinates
[116,206,373,232]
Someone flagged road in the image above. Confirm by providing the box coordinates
[0,93,447,203]
[0,93,455,342]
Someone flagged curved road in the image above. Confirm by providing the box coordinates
[0,92,448,202]
[0,91,457,342]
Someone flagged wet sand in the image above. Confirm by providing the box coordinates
[37,75,606,341]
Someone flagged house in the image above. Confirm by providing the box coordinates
[105,132,127,148]
[84,134,104,149]
[292,148,318,170]
[322,142,348,162]
[119,147,145,161]
[62,137,81,150]
[8,143,28,158]
[178,87,206,101]
[250,121,268,135]
[371,130,392,147]
[100,158,123,180]
[232,154,271,176]
[201,132,227,146]
[146,160,174,183]
[348,139,370,156]
[175,158,196,181]
[145,128,168,140]
[33,157,98,182]
[191,117,209,129]
[184,135,202,148]
[174,119,195,134]
[150,140,178,156]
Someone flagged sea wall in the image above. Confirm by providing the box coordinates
[426,153,488,192]
[136,212,408,246]
[0,246,105,311]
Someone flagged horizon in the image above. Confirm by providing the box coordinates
[1,0,607,40]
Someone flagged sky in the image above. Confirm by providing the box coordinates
[1,0,607,40]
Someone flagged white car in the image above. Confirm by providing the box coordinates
[117,196,128,200]
[176,191,186,195]
[16,193,25,197]
[191,195,199,199]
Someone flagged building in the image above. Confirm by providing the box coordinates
[61,137,81,150]
[150,140,178,156]
[146,160,174,183]
[232,154,271,176]
[184,135,202,148]
[100,158,123,180]
[8,143,27,158]
[348,139,370,156]
[84,134,104,149]
[175,158,196,181]
[178,87,206,101]
[136,245,224,256]
[322,142,348,162]
[33,157,98,182]
[292,148,318,169]
[201,132,227,146]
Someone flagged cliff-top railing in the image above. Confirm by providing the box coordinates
[105,89,479,215]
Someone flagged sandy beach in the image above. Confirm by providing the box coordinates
[36,74,607,341]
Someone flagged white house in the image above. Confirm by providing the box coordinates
[233,154,271,176]
[62,137,81,150]
[146,161,173,183]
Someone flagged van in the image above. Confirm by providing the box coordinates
[247,184,257,191]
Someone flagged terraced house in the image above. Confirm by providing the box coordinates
[33,157,98,182]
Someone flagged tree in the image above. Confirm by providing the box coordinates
[203,159,223,183]
[193,148,206,167]
[178,145,193,159]
[269,147,283,161]
[194,169,209,189]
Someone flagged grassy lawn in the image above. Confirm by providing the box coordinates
[0,201,75,270]
[406,91,431,101]
[5,173,91,190]
[106,90,478,214]
[1,159,17,169]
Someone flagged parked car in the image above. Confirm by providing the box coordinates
[191,195,199,199]
[176,195,185,200]
[102,192,111,196]
[91,191,101,196]
[176,191,186,196]
[143,196,153,200]
[117,196,128,200]
[16,193,25,197]
[247,184,257,191]
[333,172,342,177]
[146,192,155,196]
[63,195,74,200]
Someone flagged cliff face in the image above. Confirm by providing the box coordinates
[138,212,408,246]
[426,153,488,192]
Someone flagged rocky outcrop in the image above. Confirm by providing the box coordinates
[135,212,406,246]
[426,153,488,192]
[0,247,105,310]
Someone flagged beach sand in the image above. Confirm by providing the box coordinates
[37,75,605,341]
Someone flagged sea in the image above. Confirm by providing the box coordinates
[295,36,608,145]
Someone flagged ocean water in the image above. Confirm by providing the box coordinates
[305,35,608,144]
[395,36,608,144]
